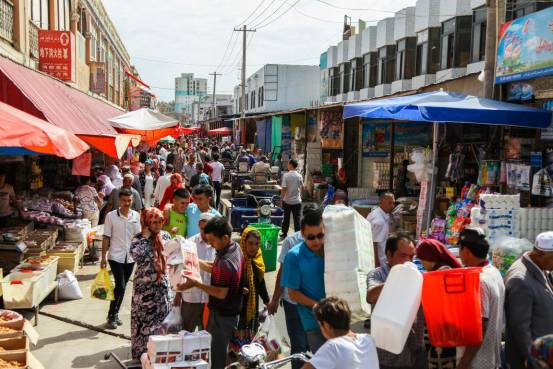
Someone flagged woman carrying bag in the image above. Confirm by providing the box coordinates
[130,207,172,359]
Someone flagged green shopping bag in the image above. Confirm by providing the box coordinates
[91,268,115,301]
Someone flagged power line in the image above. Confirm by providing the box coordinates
[251,0,302,28]
[215,31,239,72]
[235,0,270,27]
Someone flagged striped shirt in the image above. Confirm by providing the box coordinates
[209,242,244,316]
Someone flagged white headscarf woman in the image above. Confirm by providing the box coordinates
[105,165,123,188]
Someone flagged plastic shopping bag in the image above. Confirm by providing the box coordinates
[57,270,83,300]
[155,306,183,335]
[253,314,290,360]
[91,268,115,301]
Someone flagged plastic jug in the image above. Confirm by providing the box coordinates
[371,262,423,354]
[422,267,482,347]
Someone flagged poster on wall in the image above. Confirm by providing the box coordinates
[361,122,432,156]
[306,111,318,143]
[496,6,553,84]
[319,110,343,149]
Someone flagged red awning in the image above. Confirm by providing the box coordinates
[208,127,232,135]
[0,56,130,156]
[0,100,89,159]
[174,126,201,137]
[78,134,141,159]
[125,69,150,89]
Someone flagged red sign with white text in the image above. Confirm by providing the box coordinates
[38,30,75,81]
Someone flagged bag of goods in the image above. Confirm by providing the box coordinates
[155,306,183,335]
[0,310,23,330]
[165,237,201,294]
[90,269,114,301]
[253,315,290,361]
[490,237,533,276]
[57,270,83,300]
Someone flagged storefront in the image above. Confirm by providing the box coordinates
[344,90,552,258]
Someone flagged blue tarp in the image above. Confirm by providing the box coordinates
[0,147,43,155]
[343,90,552,128]
[256,119,272,153]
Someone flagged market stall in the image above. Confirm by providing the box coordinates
[109,108,179,144]
[344,90,552,252]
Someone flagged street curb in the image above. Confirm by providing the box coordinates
[39,311,131,341]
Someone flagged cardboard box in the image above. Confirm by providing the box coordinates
[0,351,44,369]
[0,320,38,345]
[0,336,28,352]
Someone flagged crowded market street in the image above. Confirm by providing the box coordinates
[1,1,553,369]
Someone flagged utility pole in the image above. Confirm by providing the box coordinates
[209,72,222,119]
[483,0,497,99]
[233,25,256,118]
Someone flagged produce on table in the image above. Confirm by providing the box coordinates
[0,358,24,368]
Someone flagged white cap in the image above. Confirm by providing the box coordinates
[535,231,553,252]
[199,212,215,222]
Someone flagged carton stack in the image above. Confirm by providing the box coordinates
[145,331,211,369]
[0,310,42,369]
[323,205,374,314]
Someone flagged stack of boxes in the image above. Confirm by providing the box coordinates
[146,331,211,369]
[323,205,374,315]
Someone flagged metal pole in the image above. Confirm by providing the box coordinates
[209,72,221,119]
[389,122,396,192]
[241,25,247,119]
[426,122,439,231]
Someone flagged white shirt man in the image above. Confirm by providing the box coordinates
[366,193,395,267]
[210,160,225,183]
[103,208,141,264]
[153,170,172,205]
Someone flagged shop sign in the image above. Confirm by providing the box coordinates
[506,82,534,101]
[361,122,432,157]
[38,30,75,81]
[319,110,343,149]
[496,6,553,84]
[89,62,106,94]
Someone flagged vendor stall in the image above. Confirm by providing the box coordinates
[344,90,553,250]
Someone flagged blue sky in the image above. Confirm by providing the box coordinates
[103,0,416,102]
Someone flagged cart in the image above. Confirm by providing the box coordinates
[230,171,253,197]
[229,194,284,232]
[104,352,142,369]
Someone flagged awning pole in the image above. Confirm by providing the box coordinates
[426,122,439,232]
[389,122,396,192]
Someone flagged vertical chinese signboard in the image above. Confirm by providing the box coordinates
[38,30,75,81]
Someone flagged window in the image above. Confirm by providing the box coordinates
[329,67,340,96]
[57,0,70,30]
[78,7,87,34]
[245,94,248,111]
[340,62,351,93]
[416,28,441,75]
[350,57,364,91]
[440,16,472,70]
[89,22,97,61]
[31,0,50,29]
[395,37,416,80]
[506,0,552,21]
[378,45,396,85]
[471,6,487,63]
[363,52,378,88]
[258,86,263,107]
[250,91,255,109]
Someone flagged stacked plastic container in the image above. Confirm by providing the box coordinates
[516,208,553,242]
[323,205,374,314]
[471,194,520,240]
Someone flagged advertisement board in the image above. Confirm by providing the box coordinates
[496,7,553,84]
[361,122,432,156]
[38,30,75,81]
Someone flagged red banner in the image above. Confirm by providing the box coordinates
[38,30,75,81]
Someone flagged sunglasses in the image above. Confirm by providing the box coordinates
[306,233,325,241]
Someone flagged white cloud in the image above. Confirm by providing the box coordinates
[103,0,416,101]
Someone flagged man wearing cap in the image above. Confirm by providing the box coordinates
[505,231,553,369]
[175,212,217,332]
[457,227,505,369]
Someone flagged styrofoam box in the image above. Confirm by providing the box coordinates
[325,269,371,315]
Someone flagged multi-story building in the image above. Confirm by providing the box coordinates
[0,0,147,109]
[233,64,320,115]
[174,73,208,120]
[198,94,233,121]
[320,0,553,102]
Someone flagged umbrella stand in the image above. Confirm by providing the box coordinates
[426,122,439,232]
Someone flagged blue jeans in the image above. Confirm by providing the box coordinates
[283,300,309,369]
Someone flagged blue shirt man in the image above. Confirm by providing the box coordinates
[186,203,220,238]
[281,209,326,354]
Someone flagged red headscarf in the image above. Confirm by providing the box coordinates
[416,239,462,270]
[141,208,166,282]
[158,173,183,210]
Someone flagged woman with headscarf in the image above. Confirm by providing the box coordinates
[416,239,462,369]
[230,228,270,356]
[105,164,123,189]
[140,160,157,208]
[130,207,171,359]
[158,173,184,211]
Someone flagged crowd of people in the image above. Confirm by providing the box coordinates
[89,136,553,369]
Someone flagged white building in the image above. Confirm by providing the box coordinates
[198,94,233,121]
[175,73,207,119]
[233,64,320,115]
